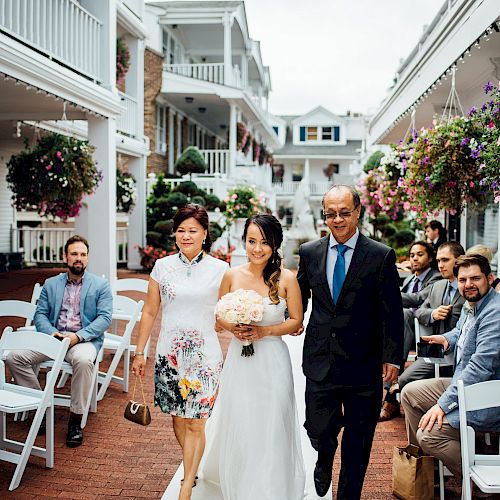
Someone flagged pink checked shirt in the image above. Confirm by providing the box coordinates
[56,275,84,333]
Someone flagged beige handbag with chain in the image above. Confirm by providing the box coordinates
[124,375,152,426]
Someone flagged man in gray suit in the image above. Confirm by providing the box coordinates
[380,242,465,420]
[401,254,500,479]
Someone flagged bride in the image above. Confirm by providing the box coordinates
[199,214,306,499]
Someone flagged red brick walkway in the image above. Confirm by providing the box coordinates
[0,268,459,499]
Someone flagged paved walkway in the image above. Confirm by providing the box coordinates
[0,268,461,499]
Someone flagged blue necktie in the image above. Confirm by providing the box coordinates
[332,244,348,304]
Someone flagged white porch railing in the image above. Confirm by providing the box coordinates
[164,63,225,85]
[117,91,139,138]
[273,177,355,196]
[0,0,102,82]
[13,227,128,265]
[201,149,229,175]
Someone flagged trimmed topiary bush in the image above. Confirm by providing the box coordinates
[166,192,188,207]
[191,195,206,206]
[175,181,199,197]
[175,146,207,178]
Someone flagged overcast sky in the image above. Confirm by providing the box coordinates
[244,0,443,116]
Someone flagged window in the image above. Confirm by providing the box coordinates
[307,127,317,141]
[272,164,284,183]
[273,126,279,135]
[156,105,167,154]
[322,127,332,140]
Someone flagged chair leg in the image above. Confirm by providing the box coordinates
[56,372,70,389]
[123,349,130,393]
[461,475,472,500]
[9,408,45,491]
[97,348,125,401]
[439,460,445,500]
[0,411,6,448]
[45,405,54,468]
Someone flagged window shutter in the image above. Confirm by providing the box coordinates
[299,126,306,141]
[334,126,340,141]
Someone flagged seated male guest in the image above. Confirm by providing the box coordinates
[6,235,112,447]
[401,254,500,479]
[380,242,440,421]
[380,242,465,421]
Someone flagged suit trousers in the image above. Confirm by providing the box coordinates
[305,370,382,500]
[6,342,97,414]
[400,378,461,478]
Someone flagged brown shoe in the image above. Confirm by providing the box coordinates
[379,401,400,422]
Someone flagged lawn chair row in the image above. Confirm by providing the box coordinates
[0,277,148,490]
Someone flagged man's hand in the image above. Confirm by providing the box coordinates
[289,325,304,337]
[52,332,79,348]
[432,305,452,321]
[382,363,399,383]
[420,334,449,352]
[419,404,445,432]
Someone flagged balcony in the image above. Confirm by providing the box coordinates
[116,91,139,138]
[201,149,229,176]
[164,63,244,89]
[273,179,354,196]
[0,0,103,82]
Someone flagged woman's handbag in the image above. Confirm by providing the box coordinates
[392,444,434,500]
[124,375,151,426]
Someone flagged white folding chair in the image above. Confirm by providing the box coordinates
[0,328,70,491]
[111,278,151,359]
[458,379,500,499]
[0,300,37,331]
[39,347,103,429]
[29,283,42,306]
[97,295,143,400]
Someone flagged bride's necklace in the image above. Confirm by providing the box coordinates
[178,251,205,277]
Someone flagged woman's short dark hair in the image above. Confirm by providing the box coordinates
[243,214,283,305]
[64,235,89,254]
[408,240,435,261]
[172,204,212,252]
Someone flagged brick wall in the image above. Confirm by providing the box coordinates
[144,48,167,174]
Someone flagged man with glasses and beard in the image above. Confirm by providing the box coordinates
[401,254,500,480]
[7,235,112,447]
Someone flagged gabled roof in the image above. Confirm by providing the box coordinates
[291,106,344,125]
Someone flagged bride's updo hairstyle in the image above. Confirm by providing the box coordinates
[243,214,283,305]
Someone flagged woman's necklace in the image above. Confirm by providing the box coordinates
[178,251,205,277]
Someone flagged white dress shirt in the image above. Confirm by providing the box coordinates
[326,229,360,294]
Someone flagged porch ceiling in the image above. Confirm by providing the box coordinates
[0,75,87,121]
[175,22,245,53]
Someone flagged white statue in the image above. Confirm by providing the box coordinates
[288,177,317,240]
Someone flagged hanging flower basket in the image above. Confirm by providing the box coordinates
[116,37,131,86]
[237,122,248,151]
[6,133,101,220]
[116,169,137,213]
[405,117,488,216]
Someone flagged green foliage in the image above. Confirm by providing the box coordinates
[175,146,207,178]
[209,222,223,241]
[224,186,266,221]
[204,193,223,211]
[363,150,385,174]
[166,192,188,207]
[174,181,198,197]
[145,231,162,247]
[390,228,416,247]
[154,221,173,235]
[191,195,206,206]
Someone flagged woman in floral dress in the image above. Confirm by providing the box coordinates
[132,204,228,500]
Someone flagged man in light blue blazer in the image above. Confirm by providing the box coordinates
[7,235,112,447]
[401,254,500,479]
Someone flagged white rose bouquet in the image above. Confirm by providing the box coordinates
[215,289,264,357]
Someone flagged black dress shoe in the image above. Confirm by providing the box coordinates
[66,419,84,448]
[314,460,333,497]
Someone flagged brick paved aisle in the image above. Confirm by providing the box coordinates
[0,268,451,499]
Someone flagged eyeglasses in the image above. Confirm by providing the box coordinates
[323,207,359,220]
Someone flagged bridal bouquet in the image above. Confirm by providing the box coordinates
[215,289,264,357]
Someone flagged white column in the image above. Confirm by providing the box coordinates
[80,0,116,88]
[124,36,145,138]
[304,158,310,181]
[229,102,237,179]
[241,49,251,89]
[127,155,146,270]
[75,116,117,279]
[168,109,175,173]
[176,114,182,158]
[223,12,233,86]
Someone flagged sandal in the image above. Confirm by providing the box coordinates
[180,476,198,488]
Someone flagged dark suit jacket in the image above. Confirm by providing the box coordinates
[297,233,404,385]
[414,279,464,336]
[401,269,442,308]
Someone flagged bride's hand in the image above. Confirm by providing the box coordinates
[243,325,267,340]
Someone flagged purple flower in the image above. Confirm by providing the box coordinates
[481,103,488,112]
[479,179,486,186]
[493,180,499,190]
[460,137,470,146]
[484,81,494,94]
[468,106,477,117]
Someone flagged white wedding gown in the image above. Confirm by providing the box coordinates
[199,297,306,499]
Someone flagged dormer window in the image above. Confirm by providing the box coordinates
[299,126,340,143]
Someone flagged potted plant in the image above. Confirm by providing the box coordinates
[175,146,207,179]
[116,169,137,213]
[6,133,101,220]
[116,37,130,87]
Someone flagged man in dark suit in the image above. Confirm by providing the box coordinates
[424,220,447,252]
[297,185,404,498]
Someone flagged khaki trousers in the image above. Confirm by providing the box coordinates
[401,378,462,478]
[6,341,97,415]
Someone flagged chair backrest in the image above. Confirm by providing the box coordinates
[111,295,144,343]
[30,283,43,305]
[0,328,70,388]
[458,379,500,477]
[0,300,37,327]
[112,278,149,294]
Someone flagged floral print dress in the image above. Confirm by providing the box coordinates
[151,252,228,418]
